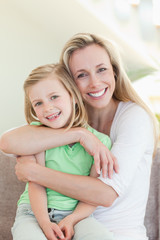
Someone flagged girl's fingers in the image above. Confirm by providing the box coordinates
[52,224,64,239]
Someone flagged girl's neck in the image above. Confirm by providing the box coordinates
[86,99,120,135]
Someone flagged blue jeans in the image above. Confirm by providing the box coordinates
[11,204,72,240]
[12,203,114,240]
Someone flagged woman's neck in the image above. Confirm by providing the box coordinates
[86,99,120,136]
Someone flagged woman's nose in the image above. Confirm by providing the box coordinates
[89,74,100,88]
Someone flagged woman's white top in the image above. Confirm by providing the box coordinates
[93,101,154,240]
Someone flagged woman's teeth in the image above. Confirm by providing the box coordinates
[88,89,106,97]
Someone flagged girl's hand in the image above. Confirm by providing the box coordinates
[58,215,75,240]
[79,128,119,178]
[15,155,37,182]
[41,221,65,240]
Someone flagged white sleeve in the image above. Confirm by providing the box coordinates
[98,104,154,196]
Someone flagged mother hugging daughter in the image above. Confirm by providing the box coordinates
[0,33,158,240]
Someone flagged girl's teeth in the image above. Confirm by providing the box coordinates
[47,112,61,119]
[88,89,105,97]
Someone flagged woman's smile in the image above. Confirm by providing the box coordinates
[87,88,107,99]
[69,44,115,109]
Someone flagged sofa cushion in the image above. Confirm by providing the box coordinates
[0,148,160,240]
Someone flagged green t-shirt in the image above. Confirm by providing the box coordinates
[18,123,111,210]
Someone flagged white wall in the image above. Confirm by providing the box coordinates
[1,0,159,135]
[0,1,58,134]
[0,0,112,135]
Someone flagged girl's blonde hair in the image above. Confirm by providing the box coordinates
[60,33,159,153]
[24,63,88,129]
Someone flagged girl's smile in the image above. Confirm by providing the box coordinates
[45,111,61,121]
[28,75,73,129]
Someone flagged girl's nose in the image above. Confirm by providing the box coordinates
[44,103,53,112]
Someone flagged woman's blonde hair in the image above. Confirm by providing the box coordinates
[60,33,159,153]
[24,63,88,130]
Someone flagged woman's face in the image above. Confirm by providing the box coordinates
[69,44,116,109]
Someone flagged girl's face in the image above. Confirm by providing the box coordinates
[28,75,73,129]
[69,44,115,109]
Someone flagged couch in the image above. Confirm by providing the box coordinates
[0,149,160,240]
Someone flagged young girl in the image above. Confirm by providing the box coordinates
[6,33,158,240]
[11,63,115,240]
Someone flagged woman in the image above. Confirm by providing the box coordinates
[0,33,158,240]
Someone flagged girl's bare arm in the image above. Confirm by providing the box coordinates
[0,125,80,155]
[0,126,118,177]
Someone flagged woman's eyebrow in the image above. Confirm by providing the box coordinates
[96,63,107,67]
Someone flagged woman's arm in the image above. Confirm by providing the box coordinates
[15,157,118,207]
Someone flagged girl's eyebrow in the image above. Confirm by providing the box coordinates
[48,91,57,95]
[31,98,41,105]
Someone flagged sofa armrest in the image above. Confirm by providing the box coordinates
[145,148,160,240]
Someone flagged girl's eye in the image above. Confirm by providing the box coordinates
[51,95,58,100]
[34,102,42,107]
[98,68,107,73]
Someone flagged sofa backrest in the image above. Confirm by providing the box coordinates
[0,148,160,240]
[0,152,25,240]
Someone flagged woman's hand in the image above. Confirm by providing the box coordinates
[79,128,119,178]
[15,155,37,182]
[58,215,75,240]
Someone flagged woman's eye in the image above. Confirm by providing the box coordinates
[98,68,106,72]
[51,95,58,100]
[77,73,87,79]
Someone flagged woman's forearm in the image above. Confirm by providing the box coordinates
[0,125,81,155]
[27,164,118,207]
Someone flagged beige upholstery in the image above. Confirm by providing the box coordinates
[0,149,160,240]
[144,147,160,240]
[0,152,25,240]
